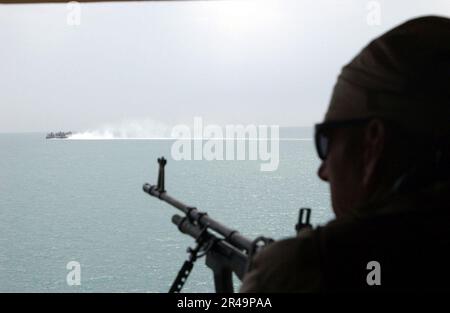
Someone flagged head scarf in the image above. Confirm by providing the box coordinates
[325,16,450,135]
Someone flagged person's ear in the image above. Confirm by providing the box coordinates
[362,119,386,187]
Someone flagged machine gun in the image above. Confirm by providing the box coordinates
[143,157,312,293]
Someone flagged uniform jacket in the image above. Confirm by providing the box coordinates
[240,181,450,292]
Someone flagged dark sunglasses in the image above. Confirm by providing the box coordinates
[314,118,372,160]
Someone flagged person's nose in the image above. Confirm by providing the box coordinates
[317,161,329,182]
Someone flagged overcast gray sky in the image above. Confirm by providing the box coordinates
[1,0,449,133]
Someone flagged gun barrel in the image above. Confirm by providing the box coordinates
[143,183,253,252]
[143,183,189,213]
[172,214,204,239]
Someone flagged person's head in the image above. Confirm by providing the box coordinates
[316,16,450,218]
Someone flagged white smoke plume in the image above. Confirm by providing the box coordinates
[69,119,171,140]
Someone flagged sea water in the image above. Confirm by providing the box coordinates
[0,129,333,292]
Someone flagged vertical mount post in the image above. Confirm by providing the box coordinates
[157,157,167,193]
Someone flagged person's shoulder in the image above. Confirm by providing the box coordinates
[240,230,321,293]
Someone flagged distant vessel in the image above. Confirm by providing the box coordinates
[46,131,72,139]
